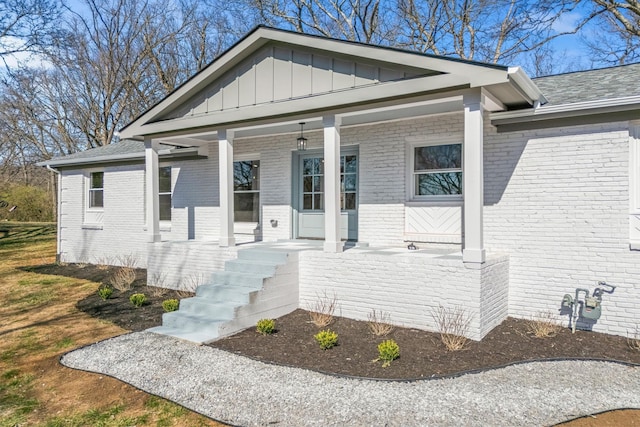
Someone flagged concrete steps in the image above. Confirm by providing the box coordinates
[147,246,299,344]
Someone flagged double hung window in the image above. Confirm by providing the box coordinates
[233,160,260,222]
[88,172,104,208]
[412,143,462,198]
[159,166,171,221]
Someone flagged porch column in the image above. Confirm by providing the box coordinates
[144,137,161,243]
[462,90,486,264]
[218,129,235,247]
[323,115,344,253]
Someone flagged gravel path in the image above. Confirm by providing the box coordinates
[61,331,640,426]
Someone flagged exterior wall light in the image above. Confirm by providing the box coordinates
[297,122,307,151]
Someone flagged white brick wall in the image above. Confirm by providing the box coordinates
[484,121,640,337]
[298,250,509,340]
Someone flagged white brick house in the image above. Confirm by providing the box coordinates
[41,27,640,343]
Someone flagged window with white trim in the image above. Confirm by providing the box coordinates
[88,171,104,208]
[233,160,260,222]
[412,143,462,198]
[159,166,171,221]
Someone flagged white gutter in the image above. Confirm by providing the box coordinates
[492,95,640,124]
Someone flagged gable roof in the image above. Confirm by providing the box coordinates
[119,26,542,141]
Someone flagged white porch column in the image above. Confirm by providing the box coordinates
[323,115,344,253]
[144,137,161,243]
[462,90,486,264]
[218,129,235,247]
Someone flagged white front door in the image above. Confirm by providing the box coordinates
[296,151,358,240]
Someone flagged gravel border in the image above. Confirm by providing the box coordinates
[61,331,640,426]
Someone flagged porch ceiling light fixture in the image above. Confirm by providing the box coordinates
[297,122,308,151]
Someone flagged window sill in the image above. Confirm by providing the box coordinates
[82,223,104,230]
[406,198,463,207]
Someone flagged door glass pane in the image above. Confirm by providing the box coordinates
[344,192,356,210]
[313,176,323,192]
[345,155,357,173]
[303,176,313,192]
[303,194,313,210]
[343,174,356,191]
[303,159,312,175]
[314,194,323,210]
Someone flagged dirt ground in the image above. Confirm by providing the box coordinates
[20,260,640,426]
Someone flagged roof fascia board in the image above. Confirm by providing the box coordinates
[39,147,205,168]
[508,67,546,105]
[126,74,471,138]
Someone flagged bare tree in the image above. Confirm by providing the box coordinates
[582,0,640,64]
[0,0,61,60]
[251,0,396,44]
[398,0,589,64]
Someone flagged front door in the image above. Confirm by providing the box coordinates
[296,150,358,240]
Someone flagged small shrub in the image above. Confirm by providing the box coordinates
[367,309,394,336]
[308,291,338,327]
[97,286,113,301]
[256,318,276,335]
[314,329,338,350]
[147,272,169,297]
[432,305,472,351]
[162,299,179,312]
[377,339,400,367]
[109,267,137,292]
[627,327,640,352]
[129,293,147,308]
[525,311,562,338]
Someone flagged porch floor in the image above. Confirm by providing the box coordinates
[238,239,463,259]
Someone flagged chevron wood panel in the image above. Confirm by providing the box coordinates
[405,206,461,237]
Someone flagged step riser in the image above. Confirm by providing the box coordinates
[196,286,252,303]
[162,312,223,333]
[237,249,288,264]
[224,261,277,276]
[209,272,266,287]
[178,298,237,317]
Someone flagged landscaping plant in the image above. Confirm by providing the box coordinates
[525,311,562,338]
[162,299,179,312]
[129,293,147,307]
[308,291,338,327]
[256,318,276,335]
[376,339,400,367]
[109,266,137,291]
[314,329,338,350]
[367,309,394,336]
[432,305,472,351]
[97,286,113,301]
[628,327,640,352]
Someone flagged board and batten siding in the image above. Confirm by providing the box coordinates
[163,44,433,120]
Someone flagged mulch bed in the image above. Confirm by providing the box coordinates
[28,263,640,380]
